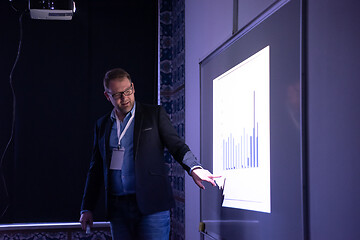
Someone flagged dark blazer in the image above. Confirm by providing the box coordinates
[81,102,200,218]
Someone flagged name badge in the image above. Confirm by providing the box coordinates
[110,147,125,170]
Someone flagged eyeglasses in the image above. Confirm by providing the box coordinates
[108,84,134,100]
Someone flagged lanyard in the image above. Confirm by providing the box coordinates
[115,111,135,147]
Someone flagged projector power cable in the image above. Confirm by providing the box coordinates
[0,9,25,219]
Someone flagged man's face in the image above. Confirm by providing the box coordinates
[104,77,135,117]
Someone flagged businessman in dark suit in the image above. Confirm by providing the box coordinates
[80,68,218,240]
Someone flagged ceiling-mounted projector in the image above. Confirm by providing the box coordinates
[29,0,76,20]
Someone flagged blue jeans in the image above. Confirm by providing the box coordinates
[109,195,170,240]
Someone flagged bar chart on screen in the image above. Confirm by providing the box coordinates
[222,91,259,171]
[213,46,271,213]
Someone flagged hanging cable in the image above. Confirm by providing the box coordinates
[0,9,25,219]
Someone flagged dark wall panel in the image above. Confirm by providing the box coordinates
[307,0,360,239]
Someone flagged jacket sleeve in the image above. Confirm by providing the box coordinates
[80,122,104,212]
[157,105,202,173]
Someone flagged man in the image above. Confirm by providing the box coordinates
[80,68,219,239]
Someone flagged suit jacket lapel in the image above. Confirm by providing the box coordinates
[102,116,113,168]
[134,102,143,162]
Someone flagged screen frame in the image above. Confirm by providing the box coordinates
[199,0,306,239]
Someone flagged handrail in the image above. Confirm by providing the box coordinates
[0,222,110,231]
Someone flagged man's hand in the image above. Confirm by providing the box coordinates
[79,211,93,231]
[191,168,221,189]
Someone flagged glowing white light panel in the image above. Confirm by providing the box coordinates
[213,46,271,213]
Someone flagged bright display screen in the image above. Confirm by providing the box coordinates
[213,46,271,213]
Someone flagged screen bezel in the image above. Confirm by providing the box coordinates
[199,0,305,239]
